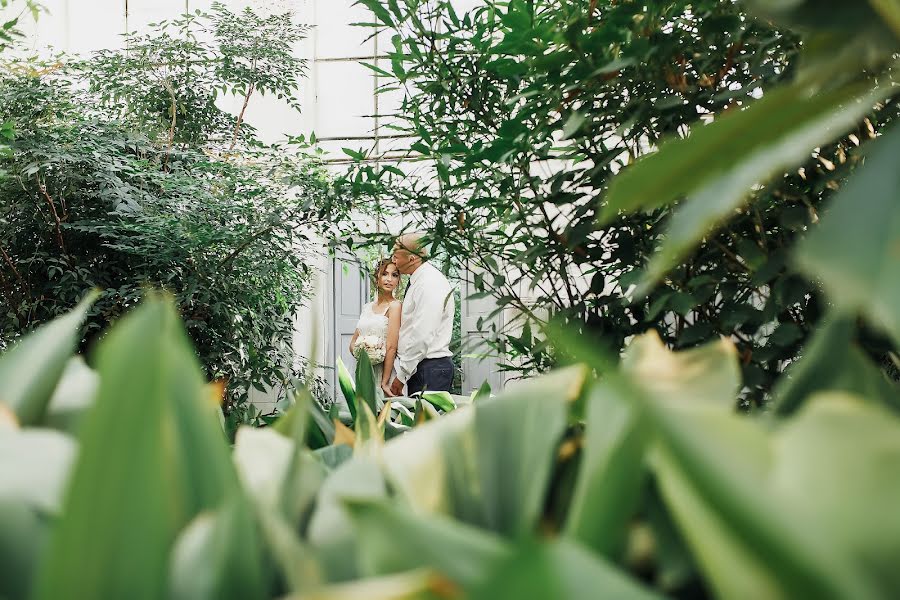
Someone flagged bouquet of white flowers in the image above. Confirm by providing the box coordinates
[354,335,386,365]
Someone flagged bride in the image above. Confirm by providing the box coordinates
[348,258,402,406]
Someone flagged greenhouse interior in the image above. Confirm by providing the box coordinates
[1,1,898,598]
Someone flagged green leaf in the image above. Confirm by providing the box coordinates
[0,291,98,426]
[344,498,511,588]
[354,0,394,27]
[795,123,900,347]
[43,357,99,434]
[0,428,75,514]
[421,390,456,412]
[0,499,51,600]
[472,539,663,600]
[561,111,586,140]
[35,296,248,600]
[354,351,378,419]
[474,366,587,537]
[564,382,648,558]
[336,357,357,423]
[774,317,900,415]
[600,81,889,293]
[771,393,900,598]
[473,380,492,402]
[648,399,874,599]
[621,331,741,410]
[168,500,264,600]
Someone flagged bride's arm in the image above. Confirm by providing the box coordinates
[348,329,360,356]
[381,302,402,388]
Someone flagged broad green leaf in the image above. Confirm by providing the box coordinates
[336,358,357,423]
[354,351,378,418]
[313,444,353,471]
[564,382,648,558]
[344,499,510,588]
[774,317,900,415]
[471,539,662,600]
[233,426,295,511]
[475,365,587,537]
[795,123,900,347]
[771,393,900,598]
[420,390,456,412]
[0,499,50,600]
[621,331,741,409]
[273,387,334,449]
[168,500,264,600]
[35,297,248,600]
[0,291,97,426]
[43,357,99,434]
[600,81,889,293]
[0,428,75,514]
[649,401,874,599]
[307,455,389,548]
[380,407,481,521]
[473,380,491,402]
[870,0,900,39]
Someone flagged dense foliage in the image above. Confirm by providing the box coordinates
[341,0,897,405]
[0,5,344,414]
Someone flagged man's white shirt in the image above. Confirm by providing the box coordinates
[394,261,454,384]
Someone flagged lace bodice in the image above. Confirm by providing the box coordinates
[355,301,390,342]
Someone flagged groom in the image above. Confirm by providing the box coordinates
[386,232,455,397]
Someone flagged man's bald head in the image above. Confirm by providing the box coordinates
[391,231,430,274]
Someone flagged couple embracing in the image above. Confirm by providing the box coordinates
[349,233,455,404]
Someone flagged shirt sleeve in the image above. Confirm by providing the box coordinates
[394,272,451,384]
[393,282,423,384]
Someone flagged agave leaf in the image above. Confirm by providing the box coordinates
[287,569,441,600]
[42,357,99,434]
[0,291,98,426]
[344,498,510,589]
[795,123,900,347]
[0,499,51,600]
[168,500,264,600]
[354,351,378,418]
[564,382,649,558]
[421,391,456,412]
[774,317,900,415]
[648,397,876,599]
[474,365,588,537]
[621,331,741,410]
[34,296,258,600]
[0,427,75,514]
[471,538,663,600]
[770,393,900,598]
[336,358,357,422]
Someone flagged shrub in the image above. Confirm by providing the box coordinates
[0,5,346,413]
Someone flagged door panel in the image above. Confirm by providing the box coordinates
[331,253,369,405]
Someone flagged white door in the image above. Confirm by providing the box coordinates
[330,252,369,404]
[460,268,504,395]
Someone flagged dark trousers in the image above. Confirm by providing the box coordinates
[407,357,455,396]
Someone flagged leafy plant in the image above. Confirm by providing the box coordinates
[0,5,346,415]
[1,286,898,598]
[339,0,896,405]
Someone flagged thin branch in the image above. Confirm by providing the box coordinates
[229,82,255,153]
[37,176,67,255]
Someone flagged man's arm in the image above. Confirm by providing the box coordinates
[393,274,448,383]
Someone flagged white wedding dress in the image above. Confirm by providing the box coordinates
[354,301,393,407]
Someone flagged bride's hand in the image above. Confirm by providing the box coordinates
[381,382,394,397]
